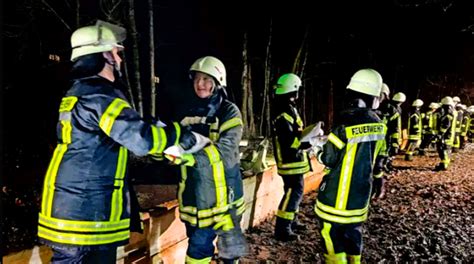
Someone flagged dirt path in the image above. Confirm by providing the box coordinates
[242,144,474,263]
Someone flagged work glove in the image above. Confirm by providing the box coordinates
[372,177,385,200]
[163,145,196,166]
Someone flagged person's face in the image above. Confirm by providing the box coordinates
[110,47,123,71]
[193,72,215,98]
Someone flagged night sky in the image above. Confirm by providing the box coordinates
[1,0,474,185]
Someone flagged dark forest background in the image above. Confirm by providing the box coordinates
[1,0,473,188]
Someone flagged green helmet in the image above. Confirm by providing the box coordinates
[70,20,126,61]
[274,73,302,95]
[441,96,454,106]
[381,83,390,97]
[412,99,423,107]
[346,69,382,97]
[190,56,227,87]
[392,92,406,103]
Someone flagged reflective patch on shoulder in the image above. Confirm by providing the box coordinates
[59,96,78,112]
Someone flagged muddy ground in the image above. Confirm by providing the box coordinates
[241,144,474,263]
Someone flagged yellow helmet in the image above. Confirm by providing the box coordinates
[274,73,302,95]
[70,20,126,61]
[392,92,406,103]
[412,99,423,107]
[346,68,383,97]
[190,56,227,87]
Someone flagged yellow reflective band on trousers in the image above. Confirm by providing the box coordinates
[219,117,243,134]
[185,255,212,264]
[277,188,295,220]
[41,144,68,216]
[321,222,335,254]
[39,213,129,232]
[38,225,129,246]
[335,142,357,210]
[328,133,346,149]
[110,147,127,221]
[348,255,361,264]
[148,125,167,155]
[99,98,131,136]
[324,253,348,264]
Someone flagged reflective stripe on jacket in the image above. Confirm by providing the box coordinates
[408,111,422,140]
[272,105,310,176]
[316,108,386,224]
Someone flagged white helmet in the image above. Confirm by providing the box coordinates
[441,96,454,106]
[274,73,302,95]
[190,56,227,87]
[429,102,440,109]
[392,92,406,103]
[412,99,424,107]
[381,83,390,97]
[452,96,461,104]
[346,69,383,97]
[70,20,126,61]
[467,105,474,113]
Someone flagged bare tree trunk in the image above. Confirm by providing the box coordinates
[260,19,273,137]
[76,0,80,27]
[148,0,156,117]
[292,26,309,75]
[128,0,143,116]
[300,47,309,125]
[328,79,334,128]
[248,64,256,136]
[241,31,249,137]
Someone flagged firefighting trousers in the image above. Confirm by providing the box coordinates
[276,174,304,222]
[405,139,421,158]
[419,134,436,152]
[437,142,451,169]
[50,245,117,264]
[318,219,363,263]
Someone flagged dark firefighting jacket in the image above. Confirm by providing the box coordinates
[315,107,386,224]
[271,103,311,176]
[461,111,469,137]
[178,93,245,230]
[423,110,438,136]
[38,76,179,249]
[407,109,422,140]
[380,101,401,147]
[455,109,463,134]
[438,106,455,146]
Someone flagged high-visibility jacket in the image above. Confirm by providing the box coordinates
[455,109,463,134]
[461,112,469,137]
[315,107,386,224]
[423,110,437,135]
[380,101,402,146]
[38,76,179,249]
[271,103,311,176]
[178,94,245,230]
[468,113,474,139]
[407,110,422,140]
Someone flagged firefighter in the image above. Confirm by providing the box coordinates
[467,106,474,143]
[405,99,424,161]
[452,96,462,152]
[170,56,248,263]
[434,96,455,171]
[384,92,405,170]
[314,69,387,263]
[419,102,440,155]
[459,104,469,149]
[38,21,195,263]
[376,83,391,170]
[271,73,311,242]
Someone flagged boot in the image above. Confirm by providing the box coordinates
[433,163,447,171]
[404,154,413,161]
[274,217,299,242]
[291,217,307,232]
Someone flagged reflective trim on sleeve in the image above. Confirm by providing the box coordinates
[99,98,131,136]
[148,126,167,155]
[328,133,346,149]
[173,122,181,145]
[204,145,227,209]
[59,96,78,112]
[276,112,294,124]
[219,117,243,134]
